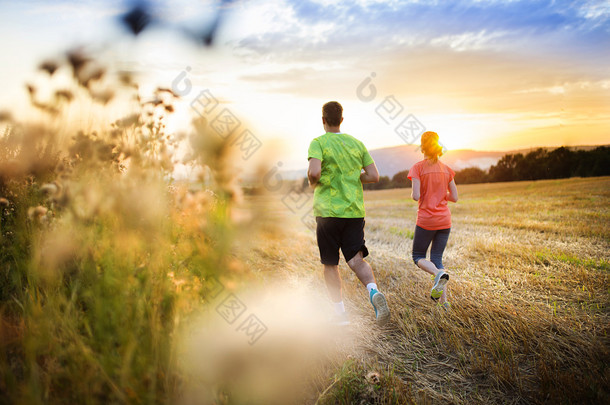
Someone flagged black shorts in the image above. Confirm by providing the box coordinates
[316,217,369,265]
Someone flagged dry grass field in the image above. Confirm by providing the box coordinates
[245,176,609,404]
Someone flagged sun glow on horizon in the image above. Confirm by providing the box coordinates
[0,0,608,167]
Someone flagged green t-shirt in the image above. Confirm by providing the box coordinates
[308,132,374,218]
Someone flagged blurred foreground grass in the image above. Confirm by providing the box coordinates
[0,54,245,404]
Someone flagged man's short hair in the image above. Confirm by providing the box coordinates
[322,101,343,126]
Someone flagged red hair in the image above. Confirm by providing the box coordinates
[421,131,443,163]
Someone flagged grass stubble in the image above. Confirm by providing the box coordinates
[247,177,609,404]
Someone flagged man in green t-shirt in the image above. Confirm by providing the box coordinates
[308,101,390,326]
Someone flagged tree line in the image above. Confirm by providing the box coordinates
[363,146,610,190]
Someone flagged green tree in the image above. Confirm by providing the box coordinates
[489,153,523,182]
[391,170,411,188]
[454,167,488,184]
[546,146,574,178]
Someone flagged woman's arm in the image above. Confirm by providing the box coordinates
[447,179,458,202]
[411,178,420,201]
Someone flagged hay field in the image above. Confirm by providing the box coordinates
[247,176,609,404]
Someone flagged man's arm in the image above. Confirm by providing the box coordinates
[308,158,321,188]
[360,162,380,184]
[411,178,420,201]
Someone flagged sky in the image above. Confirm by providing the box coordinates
[0,0,609,170]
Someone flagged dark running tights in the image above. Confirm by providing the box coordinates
[412,225,451,269]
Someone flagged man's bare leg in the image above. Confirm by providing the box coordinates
[323,264,342,302]
[346,251,375,286]
[347,251,390,325]
[324,264,350,324]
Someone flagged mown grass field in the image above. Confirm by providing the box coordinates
[247,176,609,404]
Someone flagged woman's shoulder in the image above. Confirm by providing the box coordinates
[409,159,426,173]
[438,160,454,173]
[413,159,427,168]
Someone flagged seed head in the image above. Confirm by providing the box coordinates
[365,371,381,385]
[39,60,59,75]
[40,183,60,196]
[55,90,74,103]
[28,205,48,221]
[0,110,12,122]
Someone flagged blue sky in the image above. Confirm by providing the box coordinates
[0,0,608,168]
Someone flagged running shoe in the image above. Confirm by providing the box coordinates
[437,301,451,311]
[369,289,390,326]
[430,271,449,301]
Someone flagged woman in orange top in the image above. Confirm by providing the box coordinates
[407,131,458,307]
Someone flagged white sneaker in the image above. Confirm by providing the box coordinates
[437,301,451,311]
[431,271,449,301]
[331,311,350,326]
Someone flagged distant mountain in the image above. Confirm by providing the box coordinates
[369,144,606,177]
[369,145,506,177]
[279,144,607,179]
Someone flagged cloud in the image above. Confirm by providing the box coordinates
[24,0,124,19]
[228,0,609,121]
[1,0,606,153]
[235,43,609,137]
[429,29,511,52]
[577,0,610,24]
[231,0,609,63]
